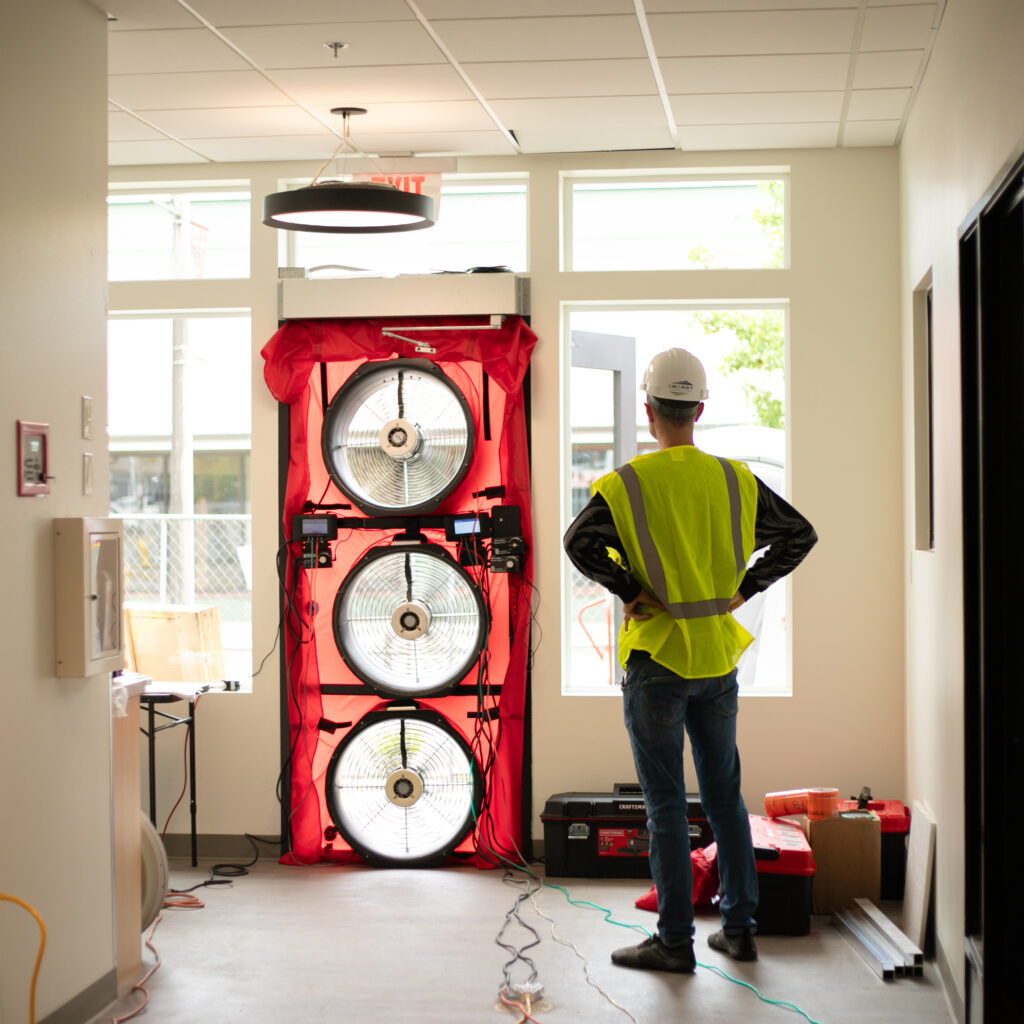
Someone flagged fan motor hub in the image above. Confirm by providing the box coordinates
[385,768,424,807]
[378,417,421,459]
[391,601,430,640]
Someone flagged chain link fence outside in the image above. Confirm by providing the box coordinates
[568,567,619,690]
[116,514,253,677]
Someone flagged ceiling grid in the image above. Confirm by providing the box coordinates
[101,0,944,166]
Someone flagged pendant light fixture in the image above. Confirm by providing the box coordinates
[262,107,435,234]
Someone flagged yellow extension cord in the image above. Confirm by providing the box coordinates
[0,893,46,1024]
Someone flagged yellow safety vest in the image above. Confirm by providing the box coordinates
[593,446,758,679]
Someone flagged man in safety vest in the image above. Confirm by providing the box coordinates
[563,347,817,973]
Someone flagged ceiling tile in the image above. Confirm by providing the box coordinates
[488,95,666,132]
[852,49,924,89]
[432,16,646,61]
[842,120,900,146]
[195,0,414,25]
[861,3,937,51]
[514,123,676,154]
[273,65,475,109]
[179,135,346,163]
[336,130,519,157]
[137,106,330,139]
[303,132,516,159]
[646,0,855,8]
[108,28,249,74]
[347,101,497,134]
[220,21,445,70]
[660,53,850,94]
[846,87,912,121]
[419,0,632,15]
[677,122,840,150]
[670,91,845,126]
[109,70,291,110]
[464,59,656,99]
[108,139,211,165]
[108,111,169,142]
[647,9,857,57]
[106,0,200,31]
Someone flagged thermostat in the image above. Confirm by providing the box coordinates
[17,420,50,496]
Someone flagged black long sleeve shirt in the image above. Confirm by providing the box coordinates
[563,475,817,604]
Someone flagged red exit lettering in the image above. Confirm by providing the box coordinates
[369,173,426,195]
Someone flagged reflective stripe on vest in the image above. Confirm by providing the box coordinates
[617,456,746,619]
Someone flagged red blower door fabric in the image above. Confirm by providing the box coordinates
[262,316,536,866]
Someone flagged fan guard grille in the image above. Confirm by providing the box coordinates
[322,359,473,514]
[326,710,479,866]
[334,545,487,697]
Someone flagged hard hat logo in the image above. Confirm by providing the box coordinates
[641,349,709,401]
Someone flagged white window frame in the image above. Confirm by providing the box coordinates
[561,299,792,698]
[560,168,790,273]
[276,172,530,272]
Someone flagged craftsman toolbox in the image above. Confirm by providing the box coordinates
[838,798,911,899]
[750,814,816,935]
[541,784,711,878]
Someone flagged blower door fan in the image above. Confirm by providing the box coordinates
[321,358,474,515]
[325,706,482,867]
[333,544,487,697]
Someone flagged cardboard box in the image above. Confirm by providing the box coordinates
[802,812,880,913]
[124,604,225,683]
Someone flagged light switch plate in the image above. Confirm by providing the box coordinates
[83,453,93,495]
[82,396,93,441]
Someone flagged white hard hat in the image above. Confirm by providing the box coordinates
[640,348,708,402]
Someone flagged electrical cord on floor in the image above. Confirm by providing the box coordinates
[0,892,46,1024]
[475,821,828,1024]
[540,878,828,1024]
[495,873,544,1001]
[527,887,640,1024]
[111,911,166,1024]
[167,833,282,894]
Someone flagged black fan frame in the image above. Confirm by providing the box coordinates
[320,357,476,516]
[323,702,485,868]
[332,540,490,698]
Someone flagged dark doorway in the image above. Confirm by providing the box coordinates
[959,152,1024,1023]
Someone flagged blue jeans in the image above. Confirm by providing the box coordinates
[622,651,758,947]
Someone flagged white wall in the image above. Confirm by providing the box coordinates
[112,146,905,868]
[899,0,1024,1005]
[0,3,114,1022]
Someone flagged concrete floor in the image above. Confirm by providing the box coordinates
[94,857,955,1024]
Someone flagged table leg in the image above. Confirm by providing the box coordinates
[188,699,197,867]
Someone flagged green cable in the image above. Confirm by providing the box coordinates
[541,877,826,1024]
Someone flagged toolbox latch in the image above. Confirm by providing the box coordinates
[568,823,591,840]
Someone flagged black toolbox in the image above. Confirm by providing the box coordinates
[541,784,711,878]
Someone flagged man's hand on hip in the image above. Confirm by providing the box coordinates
[623,590,664,630]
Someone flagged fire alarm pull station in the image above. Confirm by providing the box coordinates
[17,421,50,496]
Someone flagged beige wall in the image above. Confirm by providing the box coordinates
[0,3,114,1022]
[899,0,1024,1005]
[113,146,905,866]
[523,147,904,823]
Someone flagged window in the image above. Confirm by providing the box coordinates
[108,313,253,678]
[564,305,789,696]
[282,178,528,276]
[564,174,785,272]
[108,186,250,280]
